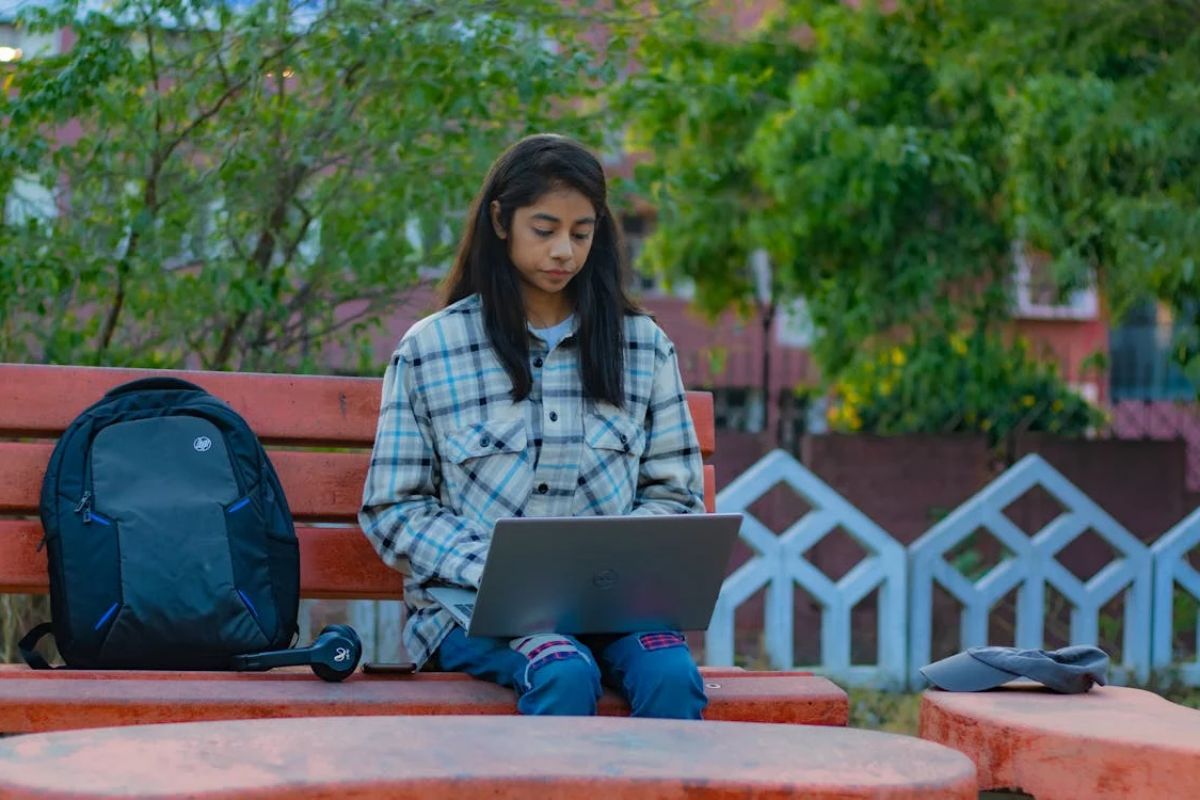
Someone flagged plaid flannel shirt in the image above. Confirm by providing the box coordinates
[358,293,706,668]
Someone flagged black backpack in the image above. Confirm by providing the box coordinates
[22,377,299,670]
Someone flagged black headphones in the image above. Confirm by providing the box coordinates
[229,624,363,682]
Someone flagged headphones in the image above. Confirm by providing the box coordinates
[229,624,362,682]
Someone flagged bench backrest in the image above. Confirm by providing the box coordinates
[0,364,716,600]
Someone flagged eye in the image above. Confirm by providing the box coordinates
[533,229,553,238]
[572,231,593,242]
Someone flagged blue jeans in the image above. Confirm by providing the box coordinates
[433,627,708,718]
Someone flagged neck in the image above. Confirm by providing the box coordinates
[524,296,573,329]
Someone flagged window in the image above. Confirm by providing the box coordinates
[1011,241,1099,320]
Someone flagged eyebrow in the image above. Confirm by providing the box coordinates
[531,212,596,226]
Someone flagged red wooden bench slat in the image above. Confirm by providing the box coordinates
[920,684,1200,799]
[0,670,848,732]
[0,363,716,458]
[0,520,403,599]
[0,716,974,799]
[0,363,382,446]
[0,442,366,520]
[2,447,715,522]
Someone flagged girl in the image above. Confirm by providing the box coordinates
[359,134,708,717]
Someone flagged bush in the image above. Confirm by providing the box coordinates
[825,330,1104,444]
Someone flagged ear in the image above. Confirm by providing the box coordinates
[489,200,507,240]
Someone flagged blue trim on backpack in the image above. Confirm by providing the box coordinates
[93,603,119,631]
[228,497,251,514]
[89,511,112,526]
[237,590,260,621]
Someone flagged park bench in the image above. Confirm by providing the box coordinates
[0,362,848,734]
[920,682,1200,799]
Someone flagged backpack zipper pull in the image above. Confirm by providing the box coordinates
[74,491,93,524]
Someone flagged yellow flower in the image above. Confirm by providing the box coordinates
[1021,394,1036,408]
[845,408,862,431]
[1052,399,1064,412]
[950,335,967,356]
[827,406,842,425]
[891,348,906,366]
[879,379,894,396]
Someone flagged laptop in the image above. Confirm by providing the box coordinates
[427,513,742,638]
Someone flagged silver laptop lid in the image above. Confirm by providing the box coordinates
[465,513,741,638]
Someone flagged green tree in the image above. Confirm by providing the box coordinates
[993,0,1200,379]
[613,5,811,319]
[0,0,636,372]
[621,0,1200,399]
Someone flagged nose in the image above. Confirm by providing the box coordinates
[549,232,573,261]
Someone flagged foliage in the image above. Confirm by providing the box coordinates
[825,328,1104,443]
[620,0,1011,370]
[993,0,1200,378]
[612,4,812,318]
[620,0,1200,395]
[0,0,638,373]
[0,595,50,664]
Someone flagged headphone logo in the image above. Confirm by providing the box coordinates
[334,647,351,662]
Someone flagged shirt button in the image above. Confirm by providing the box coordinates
[549,411,558,422]
[577,476,586,486]
[537,483,549,494]
[480,436,491,447]
[619,433,628,444]
[533,357,544,368]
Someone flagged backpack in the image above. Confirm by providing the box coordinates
[22,377,299,670]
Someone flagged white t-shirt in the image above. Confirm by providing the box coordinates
[529,314,576,352]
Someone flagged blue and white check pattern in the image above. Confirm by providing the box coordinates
[359,293,706,667]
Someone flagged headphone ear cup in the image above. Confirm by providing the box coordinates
[327,624,361,647]
[309,624,362,682]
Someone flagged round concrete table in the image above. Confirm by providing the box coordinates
[0,715,977,799]
[921,684,1200,799]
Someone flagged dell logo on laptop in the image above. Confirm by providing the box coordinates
[592,569,617,590]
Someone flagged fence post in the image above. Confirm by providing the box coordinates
[708,449,907,688]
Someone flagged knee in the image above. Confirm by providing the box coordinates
[520,652,601,716]
[626,653,708,720]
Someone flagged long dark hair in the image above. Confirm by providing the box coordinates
[442,134,642,407]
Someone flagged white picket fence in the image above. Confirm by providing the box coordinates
[315,451,1200,689]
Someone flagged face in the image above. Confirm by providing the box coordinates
[491,186,597,322]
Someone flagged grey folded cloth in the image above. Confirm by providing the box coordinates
[920,645,1109,694]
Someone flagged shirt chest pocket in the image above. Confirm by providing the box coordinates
[579,409,645,513]
[584,410,645,457]
[441,417,532,518]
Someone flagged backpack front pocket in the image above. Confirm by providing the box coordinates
[91,416,270,667]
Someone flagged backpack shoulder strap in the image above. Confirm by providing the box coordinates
[18,623,58,670]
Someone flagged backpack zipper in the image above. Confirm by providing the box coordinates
[36,491,92,552]
[74,491,94,524]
